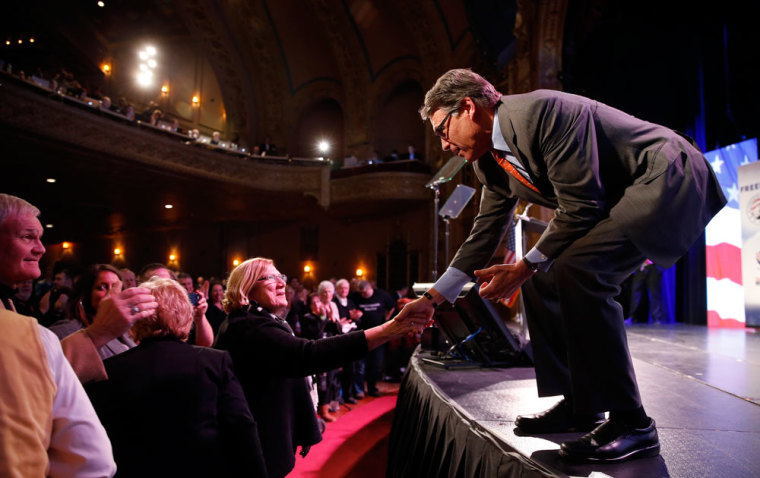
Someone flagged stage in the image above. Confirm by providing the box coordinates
[388,323,760,477]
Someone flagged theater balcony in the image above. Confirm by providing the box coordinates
[0,72,432,234]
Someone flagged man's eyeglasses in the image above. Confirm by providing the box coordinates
[434,109,456,139]
[257,274,287,283]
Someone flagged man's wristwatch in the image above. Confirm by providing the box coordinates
[522,256,540,272]
[422,291,438,309]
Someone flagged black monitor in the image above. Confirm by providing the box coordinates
[414,282,529,368]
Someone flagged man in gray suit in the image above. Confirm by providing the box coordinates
[398,69,726,463]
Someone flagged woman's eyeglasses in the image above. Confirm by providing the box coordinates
[257,274,287,283]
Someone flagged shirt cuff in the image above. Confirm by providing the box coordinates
[433,267,473,303]
[524,247,553,272]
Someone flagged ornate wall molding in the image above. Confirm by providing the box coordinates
[331,172,430,204]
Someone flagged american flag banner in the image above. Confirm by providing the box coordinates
[499,217,520,307]
[704,138,758,328]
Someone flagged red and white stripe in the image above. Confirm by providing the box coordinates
[706,206,745,328]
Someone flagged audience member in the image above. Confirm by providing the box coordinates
[177,271,195,293]
[49,264,137,359]
[352,280,396,397]
[386,149,400,162]
[367,150,382,165]
[37,265,75,320]
[403,144,422,160]
[139,263,175,283]
[205,280,227,335]
[140,264,213,346]
[0,193,117,476]
[85,277,266,477]
[333,278,362,403]
[45,285,74,325]
[213,257,424,478]
[259,136,277,156]
[312,282,343,421]
[120,267,137,289]
[11,278,36,317]
[343,151,359,168]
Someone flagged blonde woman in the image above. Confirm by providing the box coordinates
[214,257,424,478]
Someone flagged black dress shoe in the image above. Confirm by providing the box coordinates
[345,397,358,404]
[515,399,605,434]
[559,418,660,463]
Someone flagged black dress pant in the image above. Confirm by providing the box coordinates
[520,216,647,414]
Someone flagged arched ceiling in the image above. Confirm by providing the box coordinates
[2,1,515,154]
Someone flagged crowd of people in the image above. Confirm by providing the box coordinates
[0,193,426,477]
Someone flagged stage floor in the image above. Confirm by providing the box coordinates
[415,323,760,477]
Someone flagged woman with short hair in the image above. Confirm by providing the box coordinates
[86,277,266,477]
[214,257,423,478]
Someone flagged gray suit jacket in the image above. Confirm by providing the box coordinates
[450,90,726,274]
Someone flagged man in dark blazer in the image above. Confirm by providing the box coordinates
[398,69,726,463]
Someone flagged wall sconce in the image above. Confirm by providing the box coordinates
[304,265,311,273]
[113,248,121,256]
[161,85,169,96]
[62,242,70,249]
[356,268,364,278]
[232,259,240,267]
[192,96,200,107]
[169,253,177,262]
[102,63,111,76]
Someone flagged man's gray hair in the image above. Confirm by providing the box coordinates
[419,68,502,120]
[0,193,40,228]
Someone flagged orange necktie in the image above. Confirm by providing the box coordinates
[491,150,540,193]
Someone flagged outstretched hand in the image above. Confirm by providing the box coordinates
[365,296,436,351]
[395,297,436,330]
[474,261,535,301]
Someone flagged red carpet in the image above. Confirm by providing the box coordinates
[288,388,398,477]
